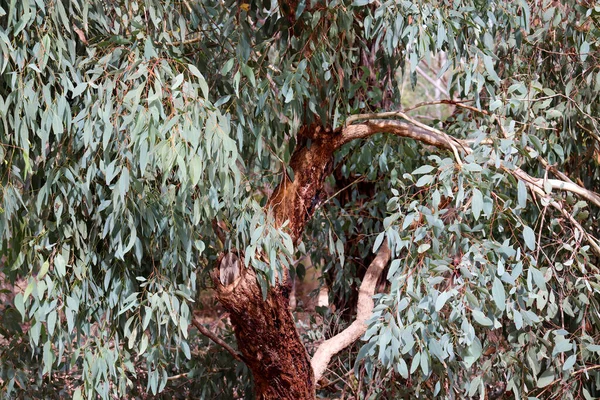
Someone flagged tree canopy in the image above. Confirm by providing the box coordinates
[1,0,600,398]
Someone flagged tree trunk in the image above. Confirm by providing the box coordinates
[213,124,337,399]
[214,265,314,399]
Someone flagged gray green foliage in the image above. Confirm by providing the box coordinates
[0,0,599,399]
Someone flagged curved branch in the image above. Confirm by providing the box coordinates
[311,241,391,382]
[337,114,600,256]
[340,111,466,165]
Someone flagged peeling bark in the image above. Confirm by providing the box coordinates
[213,124,338,398]
[266,124,337,242]
[213,262,313,399]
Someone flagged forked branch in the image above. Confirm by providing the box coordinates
[311,241,391,382]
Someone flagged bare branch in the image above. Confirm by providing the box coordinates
[191,318,244,362]
[337,113,600,256]
[415,66,449,97]
[311,241,391,383]
[403,99,478,113]
[510,168,600,209]
[341,111,465,166]
[337,119,456,151]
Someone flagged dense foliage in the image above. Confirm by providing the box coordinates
[1,0,599,398]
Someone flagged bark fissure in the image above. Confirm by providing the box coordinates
[213,263,314,399]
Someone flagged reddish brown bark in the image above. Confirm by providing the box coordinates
[213,124,339,399]
[266,124,337,241]
[213,263,313,399]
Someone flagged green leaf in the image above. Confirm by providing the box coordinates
[397,357,408,379]
[471,309,493,327]
[472,188,483,221]
[492,278,506,311]
[284,86,294,103]
[47,310,57,336]
[189,156,202,187]
[118,168,130,202]
[420,351,429,376]
[181,341,191,360]
[373,232,385,252]
[38,261,49,279]
[513,309,523,329]
[417,243,431,253]
[188,64,209,98]
[415,175,433,187]
[139,139,149,174]
[172,73,184,90]
[562,354,576,371]
[518,180,527,208]
[580,41,589,62]
[233,70,241,97]
[552,338,572,356]
[54,254,66,277]
[483,55,500,82]
[73,388,83,400]
[23,281,34,300]
[14,293,25,319]
[221,58,235,75]
[523,225,536,251]
[468,376,481,397]
[435,291,451,312]
[241,64,256,87]
[586,344,600,353]
[42,340,53,374]
[139,333,149,355]
[536,368,555,388]
[412,165,435,175]
[387,259,401,279]
[410,351,421,374]
[463,338,482,368]
[72,83,87,97]
[462,163,483,173]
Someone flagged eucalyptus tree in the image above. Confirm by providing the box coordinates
[1,0,600,399]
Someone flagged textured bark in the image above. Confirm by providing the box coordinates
[213,262,313,399]
[211,120,456,397]
[213,124,338,399]
[266,124,337,242]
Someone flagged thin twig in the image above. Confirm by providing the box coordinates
[403,99,476,113]
[415,66,449,97]
[191,318,244,362]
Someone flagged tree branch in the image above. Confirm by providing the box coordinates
[191,317,244,362]
[415,66,449,97]
[340,111,465,166]
[337,114,600,256]
[311,241,391,382]
[550,200,600,260]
